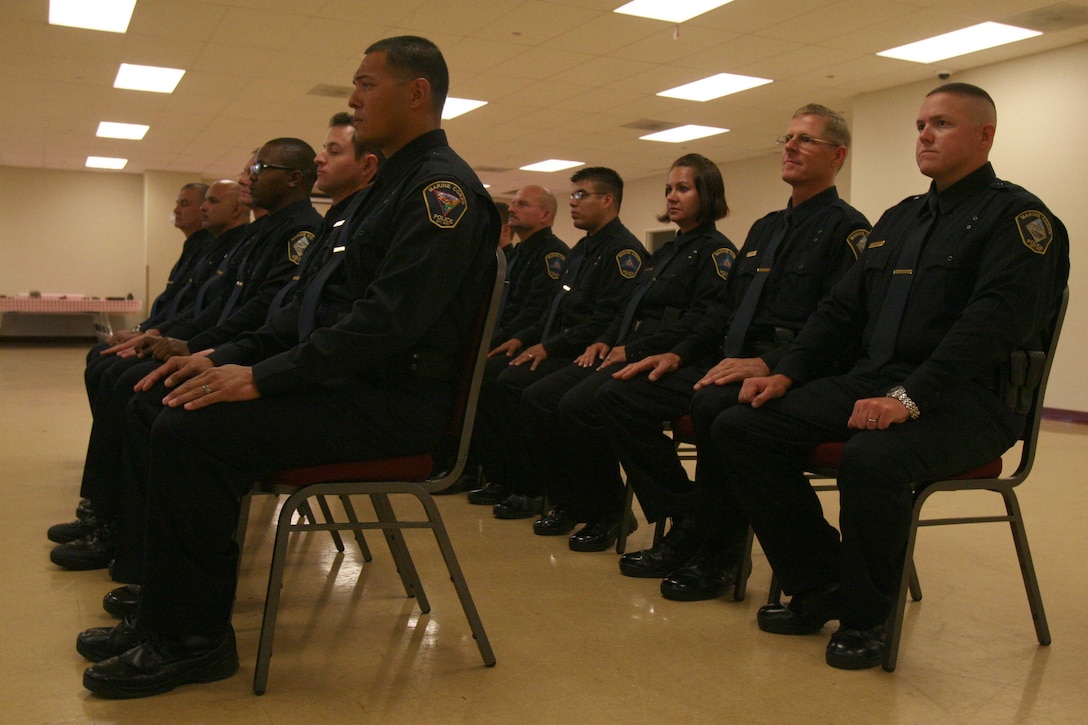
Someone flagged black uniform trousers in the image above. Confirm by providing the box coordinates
[712,370,1020,629]
[521,363,628,522]
[125,375,452,637]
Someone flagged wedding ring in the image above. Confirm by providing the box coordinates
[202,384,211,395]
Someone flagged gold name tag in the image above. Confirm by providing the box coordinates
[868,240,886,248]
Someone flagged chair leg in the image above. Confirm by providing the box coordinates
[1002,489,1052,645]
[883,499,925,672]
[733,526,755,602]
[370,492,429,610]
[314,495,346,552]
[616,484,634,554]
[411,485,496,667]
[338,494,374,562]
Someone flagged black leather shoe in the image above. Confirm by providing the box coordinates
[533,505,579,536]
[47,498,98,544]
[433,465,483,496]
[103,584,141,619]
[467,482,510,506]
[757,582,842,635]
[620,522,702,578]
[50,522,116,570]
[77,616,140,662]
[83,627,239,699]
[826,624,886,670]
[568,516,637,553]
[492,494,543,519]
[659,545,739,600]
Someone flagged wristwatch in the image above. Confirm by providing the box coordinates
[886,385,920,420]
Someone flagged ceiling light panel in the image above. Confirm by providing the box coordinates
[113,63,186,93]
[86,156,128,169]
[658,72,772,101]
[442,97,488,120]
[96,121,149,140]
[613,0,734,24]
[49,0,137,33]
[877,22,1041,63]
[520,159,585,172]
[640,124,729,142]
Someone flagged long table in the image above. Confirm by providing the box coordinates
[0,297,143,341]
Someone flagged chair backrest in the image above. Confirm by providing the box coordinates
[425,247,506,491]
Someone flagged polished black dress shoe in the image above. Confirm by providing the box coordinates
[103,584,141,619]
[77,616,140,662]
[568,516,637,552]
[659,545,739,600]
[757,582,842,635]
[467,482,510,506]
[826,624,886,670]
[83,627,239,699]
[47,498,98,544]
[433,464,484,495]
[492,493,543,519]
[620,522,702,578]
[50,521,116,570]
[533,505,579,536]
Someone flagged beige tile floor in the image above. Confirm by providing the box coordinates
[3,341,1088,724]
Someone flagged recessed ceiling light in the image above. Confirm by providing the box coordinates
[640,125,729,143]
[113,63,185,93]
[86,156,128,170]
[49,0,137,33]
[519,159,585,173]
[658,73,772,102]
[614,0,733,23]
[443,98,488,120]
[877,22,1041,63]
[96,121,149,140]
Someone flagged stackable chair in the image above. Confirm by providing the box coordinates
[236,249,505,694]
[767,287,1068,671]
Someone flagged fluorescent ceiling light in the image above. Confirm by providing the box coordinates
[658,73,772,102]
[877,22,1041,63]
[443,97,488,120]
[114,63,185,93]
[641,124,729,143]
[520,159,585,173]
[96,121,149,140]
[614,0,733,23]
[49,0,137,33]
[86,156,128,170]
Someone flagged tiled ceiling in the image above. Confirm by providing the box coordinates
[2,0,1087,195]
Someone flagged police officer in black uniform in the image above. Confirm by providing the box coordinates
[75,35,499,699]
[598,105,869,591]
[522,154,737,551]
[471,167,646,519]
[713,84,1069,670]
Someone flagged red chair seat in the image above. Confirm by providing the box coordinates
[806,442,1003,480]
[263,454,434,488]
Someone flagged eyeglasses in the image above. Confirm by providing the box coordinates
[570,190,606,202]
[775,133,840,148]
[250,161,297,176]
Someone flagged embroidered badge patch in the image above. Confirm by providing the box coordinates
[287,231,316,265]
[424,181,468,229]
[712,247,736,280]
[1016,210,1053,255]
[616,249,642,279]
[846,229,869,259]
[545,251,565,280]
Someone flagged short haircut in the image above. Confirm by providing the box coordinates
[927,82,997,124]
[571,166,624,209]
[494,200,510,225]
[262,137,318,191]
[655,153,729,224]
[365,36,449,114]
[181,182,209,199]
[793,103,851,148]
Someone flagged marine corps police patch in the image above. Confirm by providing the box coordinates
[846,229,869,259]
[616,249,642,279]
[545,252,564,280]
[287,231,316,265]
[712,247,736,280]
[424,181,468,229]
[1016,210,1053,255]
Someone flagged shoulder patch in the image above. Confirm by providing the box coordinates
[616,249,642,279]
[846,228,869,259]
[544,251,565,280]
[287,230,315,265]
[712,247,736,280]
[1016,210,1053,255]
[423,181,468,229]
